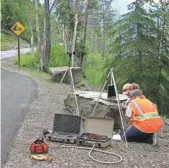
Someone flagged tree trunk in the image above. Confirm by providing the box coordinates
[27,0,34,56]
[71,13,78,67]
[35,0,43,70]
[156,2,166,107]
[92,21,95,50]
[80,0,89,66]
[102,14,105,59]
[43,0,51,72]
[62,24,67,50]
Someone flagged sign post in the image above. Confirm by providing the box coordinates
[11,21,25,68]
[18,36,20,68]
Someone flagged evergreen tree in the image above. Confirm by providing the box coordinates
[149,0,169,116]
[108,0,169,116]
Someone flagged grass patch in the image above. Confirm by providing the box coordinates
[13,53,39,69]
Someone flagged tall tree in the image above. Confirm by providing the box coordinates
[109,0,157,79]
[27,0,34,56]
[54,0,99,67]
[106,0,169,116]
[1,0,30,41]
[150,0,169,115]
[35,0,44,70]
[38,0,57,72]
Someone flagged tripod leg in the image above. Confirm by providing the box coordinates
[91,73,110,116]
[111,70,128,148]
[60,68,69,84]
[69,67,80,115]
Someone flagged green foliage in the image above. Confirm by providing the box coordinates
[1,31,29,51]
[48,45,69,67]
[2,0,169,118]
[1,0,29,41]
[84,51,107,87]
[1,0,44,43]
[1,32,18,50]
[1,43,8,51]
[106,0,169,117]
[14,53,39,69]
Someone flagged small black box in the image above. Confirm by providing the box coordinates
[107,84,116,98]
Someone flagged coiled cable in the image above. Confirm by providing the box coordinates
[59,143,123,164]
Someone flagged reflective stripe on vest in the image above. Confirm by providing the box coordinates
[130,100,160,121]
[134,112,160,121]
[130,100,145,116]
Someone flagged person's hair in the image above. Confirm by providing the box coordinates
[131,89,146,99]
[131,83,140,90]
[122,83,133,91]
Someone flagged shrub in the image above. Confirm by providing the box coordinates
[48,45,69,67]
[1,43,8,51]
[14,52,39,69]
[1,32,16,50]
[84,51,106,87]
[1,31,30,51]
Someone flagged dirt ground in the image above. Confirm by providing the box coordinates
[2,59,169,168]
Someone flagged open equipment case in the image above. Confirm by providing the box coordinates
[46,114,81,144]
[78,116,114,148]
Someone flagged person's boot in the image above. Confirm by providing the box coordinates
[151,132,158,146]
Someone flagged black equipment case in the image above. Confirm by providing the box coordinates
[46,114,81,144]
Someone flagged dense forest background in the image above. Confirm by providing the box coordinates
[1,0,169,117]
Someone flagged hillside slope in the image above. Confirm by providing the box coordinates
[1,30,30,51]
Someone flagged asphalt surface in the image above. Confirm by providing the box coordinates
[0,48,32,60]
[1,69,37,166]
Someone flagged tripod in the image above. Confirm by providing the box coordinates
[60,66,80,116]
[91,67,128,148]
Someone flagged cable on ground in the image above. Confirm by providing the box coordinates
[59,143,123,164]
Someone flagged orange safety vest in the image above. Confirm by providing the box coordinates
[129,97,163,133]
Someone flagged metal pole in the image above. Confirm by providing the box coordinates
[18,36,20,68]
[69,67,80,115]
[60,68,68,84]
[91,71,110,116]
[60,53,71,84]
[91,67,128,148]
[111,68,128,148]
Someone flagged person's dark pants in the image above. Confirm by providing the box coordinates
[121,126,154,144]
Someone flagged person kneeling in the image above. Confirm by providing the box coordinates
[122,89,163,144]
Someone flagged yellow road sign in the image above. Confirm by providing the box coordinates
[11,21,25,36]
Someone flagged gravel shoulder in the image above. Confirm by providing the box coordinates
[1,59,169,168]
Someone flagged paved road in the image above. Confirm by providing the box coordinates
[0,48,32,60]
[1,69,37,166]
